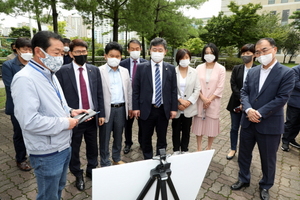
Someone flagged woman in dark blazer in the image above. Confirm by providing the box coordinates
[226,44,256,160]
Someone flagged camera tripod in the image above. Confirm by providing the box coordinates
[137,149,179,200]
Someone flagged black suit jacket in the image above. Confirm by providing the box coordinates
[226,64,256,111]
[56,62,105,118]
[120,57,148,76]
[132,61,177,120]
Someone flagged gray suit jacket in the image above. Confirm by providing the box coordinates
[99,64,132,123]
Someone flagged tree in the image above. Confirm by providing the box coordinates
[201,2,262,51]
[47,21,67,37]
[9,26,37,38]
[289,10,300,30]
[178,37,204,56]
[281,29,300,63]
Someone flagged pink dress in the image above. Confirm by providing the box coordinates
[192,62,226,137]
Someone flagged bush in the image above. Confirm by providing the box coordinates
[224,57,242,70]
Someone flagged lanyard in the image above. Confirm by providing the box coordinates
[28,61,62,104]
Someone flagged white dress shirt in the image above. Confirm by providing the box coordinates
[72,61,94,110]
[151,59,163,104]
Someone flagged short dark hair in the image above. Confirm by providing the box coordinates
[62,38,71,44]
[105,41,123,55]
[69,39,88,51]
[257,37,276,47]
[11,42,15,48]
[150,37,167,50]
[201,43,219,62]
[31,31,63,53]
[15,37,32,49]
[176,49,191,65]
[127,39,142,49]
[240,44,255,54]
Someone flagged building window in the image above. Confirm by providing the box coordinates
[270,11,277,15]
[268,0,275,4]
[296,0,300,2]
[281,0,288,3]
[281,10,290,25]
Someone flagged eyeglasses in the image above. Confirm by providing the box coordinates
[72,50,88,55]
[255,47,273,56]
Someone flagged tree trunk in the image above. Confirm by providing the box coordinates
[51,0,58,34]
[113,9,119,42]
[283,54,287,63]
[92,11,95,65]
[142,35,146,59]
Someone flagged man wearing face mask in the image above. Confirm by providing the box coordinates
[119,39,148,154]
[11,31,87,200]
[56,39,105,191]
[98,41,132,167]
[2,37,33,171]
[132,37,177,160]
[62,38,72,65]
[231,38,295,200]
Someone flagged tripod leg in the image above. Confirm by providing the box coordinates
[167,177,180,200]
[155,178,160,200]
[160,179,168,200]
[137,177,156,200]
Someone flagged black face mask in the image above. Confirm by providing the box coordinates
[74,55,87,66]
[241,55,253,64]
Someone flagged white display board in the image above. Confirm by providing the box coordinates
[92,150,214,200]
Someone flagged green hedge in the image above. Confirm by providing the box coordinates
[224,57,242,71]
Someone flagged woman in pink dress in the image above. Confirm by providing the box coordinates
[192,43,226,151]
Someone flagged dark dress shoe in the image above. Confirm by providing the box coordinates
[260,188,269,200]
[290,140,300,149]
[86,171,92,180]
[226,151,236,160]
[123,145,131,154]
[75,175,85,191]
[281,143,290,152]
[231,180,250,190]
[17,161,32,171]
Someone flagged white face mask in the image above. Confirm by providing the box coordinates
[39,48,63,73]
[204,54,215,63]
[63,46,70,52]
[107,58,120,67]
[151,52,164,63]
[179,59,190,68]
[257,53,273,66]
[130,51,141,60]
[20,52,33,61]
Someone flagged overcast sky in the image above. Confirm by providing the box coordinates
[0,0,221,28]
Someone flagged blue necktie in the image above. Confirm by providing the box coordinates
[155,63,162,107]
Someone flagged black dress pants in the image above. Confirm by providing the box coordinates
[69,118,98,177]
[140,105,169,159]
[171,114,192,152]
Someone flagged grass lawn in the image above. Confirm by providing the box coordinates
[283,63,298,68]
[0,87,6,109]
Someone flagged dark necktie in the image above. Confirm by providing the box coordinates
[79,67,89,109]
[132,60,137,86]
[155,63,162,107]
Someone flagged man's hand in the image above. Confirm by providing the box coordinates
[98,117,105,126]
[170,111,177,119]
[247,109,261,123]
[128,110,133,119]
[70,109,88,117]
[68,118,79,129]
[133,110,140,119]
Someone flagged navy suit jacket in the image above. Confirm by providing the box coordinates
[2,57,24,115]
[240,62,295,135]
[132,61,177,120]
[120,57,148,77]
[56,62,105,118]
[287,65,300,108]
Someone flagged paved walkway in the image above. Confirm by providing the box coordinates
[0,71,299,200]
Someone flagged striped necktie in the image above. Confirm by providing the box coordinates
[155,63,162,107]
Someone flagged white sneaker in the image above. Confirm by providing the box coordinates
[181,151,189,154]
[172,151,181,156]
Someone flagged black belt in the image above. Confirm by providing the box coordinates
[111,103,125,107]
[152,104,163,108]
